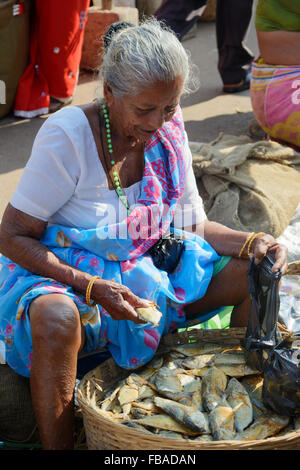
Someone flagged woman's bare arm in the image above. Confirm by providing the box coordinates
[185,219,288,274]
[0,204,92,293]
[0,204,148,321]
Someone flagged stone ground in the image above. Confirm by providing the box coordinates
[0,11,259,218]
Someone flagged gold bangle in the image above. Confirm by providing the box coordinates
[238,232,254,259]
[86,275,101,307]
[247,232,266,258]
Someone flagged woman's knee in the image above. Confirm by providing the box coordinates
[29,293,82,347]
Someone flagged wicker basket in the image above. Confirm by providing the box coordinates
[77,327,300,450]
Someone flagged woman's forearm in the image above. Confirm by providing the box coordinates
[187,220,251,258]
[0,234,93,294]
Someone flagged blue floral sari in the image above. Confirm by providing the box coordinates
[0,108,224,377]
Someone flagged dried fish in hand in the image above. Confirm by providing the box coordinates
[136,301,162,326]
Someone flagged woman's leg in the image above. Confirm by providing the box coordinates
[29,293,86,450]
[184,257,251,327]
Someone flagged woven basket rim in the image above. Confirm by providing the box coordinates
[77,327,300,450]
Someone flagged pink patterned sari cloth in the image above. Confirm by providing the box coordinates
[251,57,300,148]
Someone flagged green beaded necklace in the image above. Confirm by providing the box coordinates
[101,102,131,214]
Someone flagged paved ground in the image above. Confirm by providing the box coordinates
[0,11,259,218]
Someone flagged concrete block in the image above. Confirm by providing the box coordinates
[80,6,139,72]
[113,5,139,24]
[136,0,162,18]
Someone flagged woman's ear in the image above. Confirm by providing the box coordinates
[103,82,114,107]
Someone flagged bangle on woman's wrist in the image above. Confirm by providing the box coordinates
[238,232,254,259]
[238,232,266,259]
[247,232,265,258]
[86,275,101,307]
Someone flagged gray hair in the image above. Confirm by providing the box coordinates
[99,18,199,97]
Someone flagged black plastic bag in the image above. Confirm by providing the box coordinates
[243,254,282,373]
[262,335,300,416]
[244,254,300,416]
[147,231,184,274]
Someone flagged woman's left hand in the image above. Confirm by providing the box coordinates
[250,233,288,275]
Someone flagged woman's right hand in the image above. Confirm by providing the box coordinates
[90,278,151,324]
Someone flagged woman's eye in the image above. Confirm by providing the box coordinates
[165,106,177,115]
[136,108,152,115]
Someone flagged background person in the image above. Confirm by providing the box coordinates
[155,0,254,93]
[250,0,300,150]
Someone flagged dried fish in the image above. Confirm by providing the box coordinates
[122,403,132,417]
[100,382,124,411]
[241,376,267,419]
[138,384,157,400]
[226,377,253,432]
[131,399,160,413]
[170,342,228,357]
[118,385,139,406]
[217,364,260,378]
[93,340,295,445]
[130,407,152,419]
[136,302,162,326]
[158,430,185,440]
[193,434,214,441]
[214,352,246,366]
[154,367,182,395]
[182,354,215,370]
[132,413,200,436]
[235,412,289,441]
[154,396,210,433]
[202,367,227,412]
[124,421,154,435]
[190,389,203,412]
[209,399,236,441]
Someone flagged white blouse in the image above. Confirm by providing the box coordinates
[10,106,206,230]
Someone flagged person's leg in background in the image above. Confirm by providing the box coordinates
[155,0,207,41]
[14,0,90,118]
[217,0,254,93]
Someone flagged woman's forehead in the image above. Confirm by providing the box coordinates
[124,77,184,106]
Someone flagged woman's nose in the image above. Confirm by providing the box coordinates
[147,109,165,130]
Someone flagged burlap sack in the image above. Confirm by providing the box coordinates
[191,134,300,238]
[0,364,39,443]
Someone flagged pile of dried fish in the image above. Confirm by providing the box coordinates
[94,342,298,441]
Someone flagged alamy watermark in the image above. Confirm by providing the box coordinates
[291,79,300,105]
[0,80,6,105]
[94,200,205,242]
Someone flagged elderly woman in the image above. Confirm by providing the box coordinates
[0,19,287,449]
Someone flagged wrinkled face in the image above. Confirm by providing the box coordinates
[104,76,184,143]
